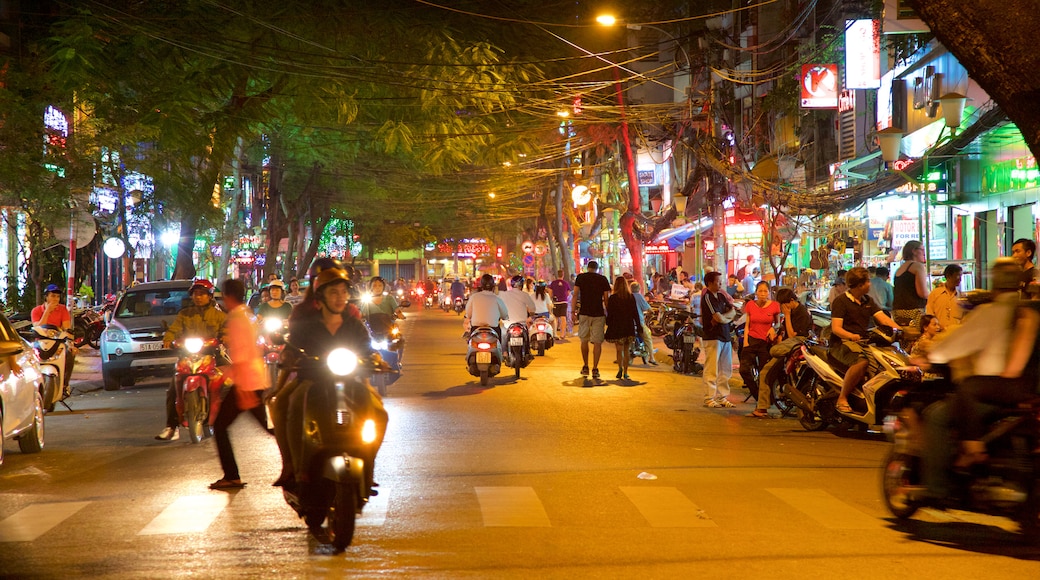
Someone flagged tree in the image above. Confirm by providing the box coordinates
[907,1,1040,159]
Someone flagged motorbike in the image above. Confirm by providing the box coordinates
[172,336,227,444]
[751,336,806,418]
[646,299,688,337]
[528,315,554,356]
[261,317,287,397]
[441,294,452,312]
[71,303,108,349]
[365,313,403,397]
[502,321,534,379]
[453,296,466,316]
[663,311,703,375]
[32,324,74,412]
[465,326,503,386]
[880,370,1040,539]
[786,327,916,431]
[629,329,651,365]
[395,288,411,308]
[270,345,389,551]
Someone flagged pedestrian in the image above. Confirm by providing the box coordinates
[572,261,612,380]
[868,265,894,313]
[892,240,930,339]
[750,287,812,418]
[700,271,737,408]
[548,269,572,338]
[925,264,963,331]
[739,281,780,406]
[630,282,659,365]
[826,270,847,308]
[741,267,760,299]
[209,278,270,490]
[604,277,642,380]
[1010,238,1039,298]
[725,274,744,298]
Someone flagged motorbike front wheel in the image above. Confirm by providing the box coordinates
[881,450,920,519]
[479,370,489,386]
[183,389,208,444]
[328,480,359,551]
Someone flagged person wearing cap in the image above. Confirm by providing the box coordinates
[31,284,76,387]
[258,279,293,321]
[155,279,227,441]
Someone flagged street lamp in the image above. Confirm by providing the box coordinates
[596,15,692,70]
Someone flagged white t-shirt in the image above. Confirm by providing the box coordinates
[465,291,509,328]
[500,288,537,327]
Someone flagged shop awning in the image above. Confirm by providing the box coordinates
[653,218,713,250]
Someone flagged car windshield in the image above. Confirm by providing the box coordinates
[116,289,191,318]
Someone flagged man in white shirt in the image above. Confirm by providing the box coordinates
[464,275,509,338]
[500,275,537,327]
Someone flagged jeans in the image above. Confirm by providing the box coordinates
[702,339,733,402]
[739,337,770,395]
[213,389,268,481]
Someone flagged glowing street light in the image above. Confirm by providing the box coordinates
[571,185,592,205]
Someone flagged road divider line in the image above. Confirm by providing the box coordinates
[767,488,881,529]
[620,487,717,528]
[474,487,551,527]
[0,501,91,542]
[138,495,230,536]
[358,490,388,527]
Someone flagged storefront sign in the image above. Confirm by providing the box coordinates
[845,20,881,89]
[645,243,672,254]
[891,219,919,252]
[637,169,657,186]
[724,222,763,244]
[436,239,491,255]
[800,64,839,109]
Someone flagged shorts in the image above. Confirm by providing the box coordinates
[578,315,606,343]
[830,341,868,368]
[552,302,568,317]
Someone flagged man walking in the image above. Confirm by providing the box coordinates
[572,261,611,380]
[548,269,572,338]
[700,271,737,407]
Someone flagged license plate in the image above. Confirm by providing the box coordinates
[509,337,524,346]
[537,333,546,341]
[683,335,696,343]
[476,351,491,364]
[140,342,164,351]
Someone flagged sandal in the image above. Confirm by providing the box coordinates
[835,402,852,413]
[747,409,770,419]
[209,479,246,490]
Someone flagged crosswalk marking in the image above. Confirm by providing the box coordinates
[767,488,882,529]
[0,501,91,542]
[474,486,551,527]
[620,487,717,528]
[138,494,231,536]
[358,490,388,527]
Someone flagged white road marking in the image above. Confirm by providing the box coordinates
[620,487,717,528]
[138,494,231,536]
[0,501,91,542]
[768,488,882,529]
[358,490,388,527]
[474,486,551,527]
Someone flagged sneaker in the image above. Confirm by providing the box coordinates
[715,399,735,408]
[580,366,590,377]
[592,368,601,379]
[155,427,179,441]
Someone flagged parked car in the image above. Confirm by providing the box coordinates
[100,280,194,391]
[1,310,46,466]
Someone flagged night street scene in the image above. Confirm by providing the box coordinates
[3,1,1040,578]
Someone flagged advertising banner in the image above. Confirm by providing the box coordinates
[845,20,881,89]
[800,64,839,109]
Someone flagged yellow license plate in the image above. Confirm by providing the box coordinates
[476,351,492,364]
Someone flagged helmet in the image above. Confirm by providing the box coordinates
[44,284,61,295]
[308,257,344,282]
[189,279,215,295]
[268,279,285,290]
[314,267,351,294]
[991,257,1021,292]
[480,274,496,291]
[535,279,547,288]
[510,275,524,288]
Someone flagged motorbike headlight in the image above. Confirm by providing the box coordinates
[371,339,389,351]
[105,328,129,343]
[391,327,400,336]
[327,347,358,376]
[184,337,204,354]
[361,419,377,444]
[361,293,373,304]
[263,317,283,333]
[396,289,404,296]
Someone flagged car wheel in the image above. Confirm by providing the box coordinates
[0,408,6,466]
[102,368,121,391]
[18,391,45,454]
[42,375,58,413]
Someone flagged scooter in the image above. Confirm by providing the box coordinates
[629,330,651,365]
[365,313,403,397]
[465,326,502,386]
[395,288,411,308]
[502,321,534,379]
[528,315,554,356]
[453,296,466,315]
[786,327,916,431]
[663,311,702,375]
[172,336,227,444]
[261,317,287,397]
[881,368,1040,538]
[32,324,74,412]
[72,304,107,349]
[270,345,389,551]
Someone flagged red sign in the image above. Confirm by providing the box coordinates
[521,240,534,254]
[436,241,490,255]
[800,64,839,109]
[645,243,673,255]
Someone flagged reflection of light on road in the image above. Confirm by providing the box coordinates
[138,494,230,535]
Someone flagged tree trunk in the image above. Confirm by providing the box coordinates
[552,175,574,280]
[908,0,1040,159]
[172,216,198,280]
[613,67,643,284]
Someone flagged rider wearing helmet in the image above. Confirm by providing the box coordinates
[450,276,467,302]
[501,274,536,328]
[463,274,509,339]
[258,279,293,321]
[155,278,227,441]
[270,264,387,495]
[289,258,361,322]
[360,276,403,335]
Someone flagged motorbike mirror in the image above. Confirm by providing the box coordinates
[0,340,25,357]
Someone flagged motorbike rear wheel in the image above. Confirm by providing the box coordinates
[479,370,489,386]
[328,481,359,551]
[184,389,207,444]
[42,375,58,413]
[537,342,545,356]
[881,450,920,519]
[87,327,102,350]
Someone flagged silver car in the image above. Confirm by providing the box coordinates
[0,311,46,466]
[100,280,193,391]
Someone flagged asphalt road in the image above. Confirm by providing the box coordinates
[2,307,1039,579]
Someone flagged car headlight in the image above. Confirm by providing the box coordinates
[184,337,204,354]
[105,328,130,343]
[263,317,283,333]
[371,339,389,351]
[327,348,358,376]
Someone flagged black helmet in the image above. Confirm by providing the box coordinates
[308,257,344,282]
[510,275,524,288]
[480,274,496,291]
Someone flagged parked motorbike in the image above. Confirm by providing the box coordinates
[453,296,466,316]
[786,327,916,431]
[71,304,108,349]
[32,324,73,412]
[881,370,1040,538]
[465,326,502,386]
[528,315,554,356]
[270,345,389,551]
[629,330,650,365]
[172,336,227,444]
[646,299,688,337]
[503,321,533,379]
[365,313,403,397]
[752,338,806,418]
[663,311,703,375]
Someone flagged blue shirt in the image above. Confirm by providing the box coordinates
[633,292,651,316]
